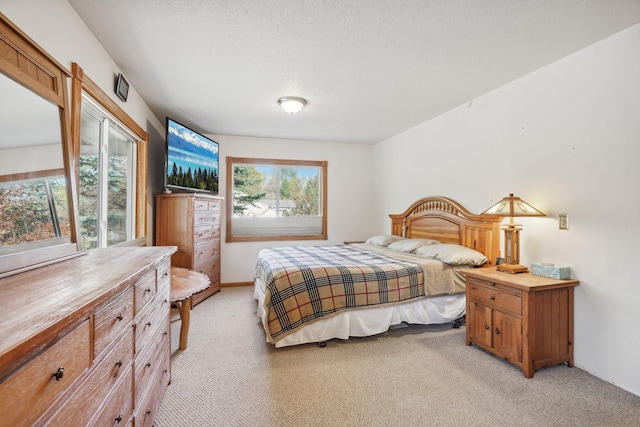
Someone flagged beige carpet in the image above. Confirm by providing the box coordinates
[155,287,640,427]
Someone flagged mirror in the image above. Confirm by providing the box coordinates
[0,13,81,277]
[0,75,71,254]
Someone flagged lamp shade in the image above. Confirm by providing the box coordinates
[278,96,307,114]
[482,193,545,217]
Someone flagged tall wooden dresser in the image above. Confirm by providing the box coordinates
[155,193,223,305]
[0,246,176,427]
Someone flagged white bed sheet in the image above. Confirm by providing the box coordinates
[254,277,465,348]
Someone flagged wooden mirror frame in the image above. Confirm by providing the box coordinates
[0,13,82,277]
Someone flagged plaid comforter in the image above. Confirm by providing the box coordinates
[255,244,462,342]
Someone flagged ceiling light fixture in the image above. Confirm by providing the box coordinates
[278,96,307,114]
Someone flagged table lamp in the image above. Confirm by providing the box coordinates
[482,193,545,273]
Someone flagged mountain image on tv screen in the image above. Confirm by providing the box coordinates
[166,119,219,193]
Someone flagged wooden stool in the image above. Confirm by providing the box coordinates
[170,267,210,350]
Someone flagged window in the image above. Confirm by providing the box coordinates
[71,63,149,250]
[226,157,327,242]
[78,98,137,250]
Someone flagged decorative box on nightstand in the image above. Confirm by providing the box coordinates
[464,268,579,378]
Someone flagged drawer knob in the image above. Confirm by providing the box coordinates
[485,325,490,330]
[114,415,122,424]
[495,328,500,335]
[116,314,123,321]
[489,295,495,301]
[146,322,152,327]
[490,282,496,286]
[53,367,64,381]
[145,288,152,294]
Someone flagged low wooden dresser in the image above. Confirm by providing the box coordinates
[464,268,579,378]
[0,246,176,426]
[156,193,223,306]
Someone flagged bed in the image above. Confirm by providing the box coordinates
[254,196,502,347]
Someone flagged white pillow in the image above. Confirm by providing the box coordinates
[415,243,488,266]
[365,234,406,246]
[387,238,440,253]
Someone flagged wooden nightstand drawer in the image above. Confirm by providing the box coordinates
[468,281,522,316]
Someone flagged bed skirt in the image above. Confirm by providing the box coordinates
[254,278,465,347]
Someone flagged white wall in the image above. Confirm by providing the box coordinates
[210,134,375,284]
[0,0,165,242]
[373,24,640,396]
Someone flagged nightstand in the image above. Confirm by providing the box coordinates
[464,268,579,378]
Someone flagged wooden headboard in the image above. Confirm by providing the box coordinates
[389,196,502,266]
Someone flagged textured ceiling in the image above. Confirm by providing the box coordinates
[67,0,640,144]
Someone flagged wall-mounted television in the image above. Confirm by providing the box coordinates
[165,117,219,194]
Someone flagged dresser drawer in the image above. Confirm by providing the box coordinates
[194,198,221,213]
[95,287,134,358]
[135,345,171,427]
[194,225,220,241]
[46,328,133,426]
[193,239,220,263]
[135,285,170,354]
[0,321,91,427]
[91,366,133,427]
[157,261,171,289]
[135,269,157,316]
[194,210,220,226]
[468,281,522,316]
[134,318,170,405]
[194,254,219,277]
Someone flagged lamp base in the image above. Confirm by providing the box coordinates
[496,263,529,274]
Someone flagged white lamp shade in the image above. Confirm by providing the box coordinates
[278,97,306,114]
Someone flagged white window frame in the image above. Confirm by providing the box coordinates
[79,96,138,249]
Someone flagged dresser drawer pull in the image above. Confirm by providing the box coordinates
[116,314,123,321]
[489,295,495,300]
[162,272,168,278]
[490,282,496,286]
[146,322,152,327]
[495,328,500,335]
[146,410,152,416]
[53,367,64,381]
[114,360,123,377]
[145,288,152,294]
[114,415,122,424]
[146,362,152,368]
[485,325,489,330]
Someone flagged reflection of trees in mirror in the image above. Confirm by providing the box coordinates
[0,177,69,246]
[232,165,320,217]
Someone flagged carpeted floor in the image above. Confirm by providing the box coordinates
[155,287,640,427]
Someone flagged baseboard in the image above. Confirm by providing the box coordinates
[221,281,253,288]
